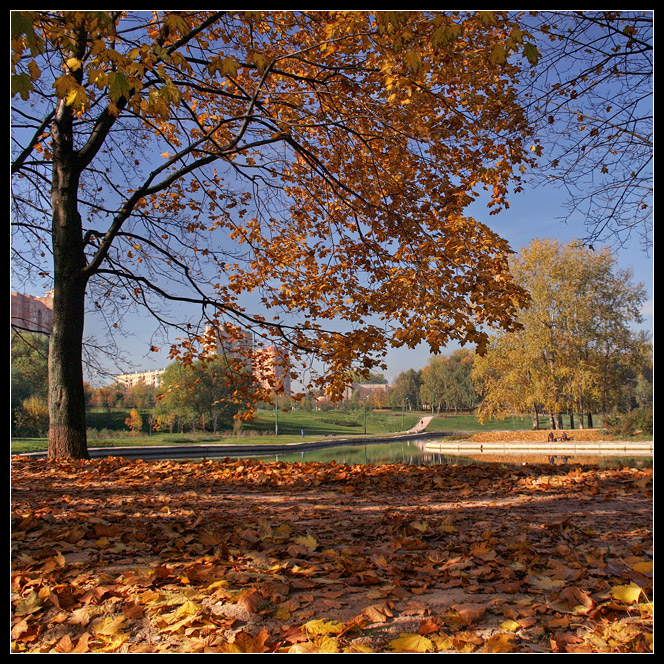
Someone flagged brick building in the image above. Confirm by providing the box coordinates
[11,291,54,334]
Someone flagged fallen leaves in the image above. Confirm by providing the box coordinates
[11,456,652,653]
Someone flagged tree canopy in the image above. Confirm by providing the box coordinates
[472,238,649,428]
[11,11,540,458]
[420,349,478,413]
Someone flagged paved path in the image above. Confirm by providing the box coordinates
[17,431,450,461]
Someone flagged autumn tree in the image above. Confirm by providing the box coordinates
[472,238,649,428]
[124,408,143,436]
[11,10,540,459]
[11,333,49,414]
[123,381,156,410]
[89,383,126,412]
[519,11,653,250]
[388,369,422,410]
[156,355,253,433]
[420,348,478,413]
[11,333,50,437]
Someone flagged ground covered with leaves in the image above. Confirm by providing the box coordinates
[11,456,652,653]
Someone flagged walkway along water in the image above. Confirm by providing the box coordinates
[424,440,653,457]
[17,432,652,461]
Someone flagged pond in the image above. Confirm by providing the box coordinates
[222,439,652,469]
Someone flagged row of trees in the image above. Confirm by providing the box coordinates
[387,350,478,413]
[11,333,50,437]
[11,338,254,436]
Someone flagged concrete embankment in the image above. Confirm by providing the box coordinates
[425,440,653,457]
[17,431,450,461]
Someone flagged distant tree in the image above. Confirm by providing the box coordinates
[90,383,125,411]
[11,332,49,412]
[472,238,649,428]
[420,349,478,413]
[13,395,50,438]
[388,369,422,410]
[156,355,253,433]
[351,372,388,385]
[124,381,156,410]
[124,408,143,436]
[152,411,177,434]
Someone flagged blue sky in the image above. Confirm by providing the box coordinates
[73,175,652,386]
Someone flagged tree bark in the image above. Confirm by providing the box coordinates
[47,97,90,460]
[48,236,89,460]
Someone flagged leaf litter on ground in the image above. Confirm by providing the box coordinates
[11,456,652,653]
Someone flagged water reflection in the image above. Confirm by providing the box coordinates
[226,440,652,468]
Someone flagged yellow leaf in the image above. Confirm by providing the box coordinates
[65,57,81,71]
[14,591,42,617]
[499,619,521,632]
[483,633,517,653]
[432,632,455,651]
[304,619,345,636]
[92,615,126,636]
[219,56,239,76]
[490,43,506,65]
[343,643,374,653]
[388,633,434,652]
[289,635,339,654]
[221,629,270,653]
[410,520,429,533]
[295,533,318,553]
[610,582,643,605]
[11,72,34,100]
[65,85,87,111]
[631,561,653,575]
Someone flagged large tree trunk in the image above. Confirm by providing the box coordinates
[48,277,89,459]
[47,98,90,460]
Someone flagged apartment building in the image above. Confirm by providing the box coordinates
[115,324,291,395]
[115,369,165,389]
[11,291,54,334]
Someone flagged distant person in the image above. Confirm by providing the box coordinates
[561,431,568,441]
[547,431,555,442]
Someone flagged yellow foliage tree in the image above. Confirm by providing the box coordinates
[473,238,649,428]
[124,408,143,436]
